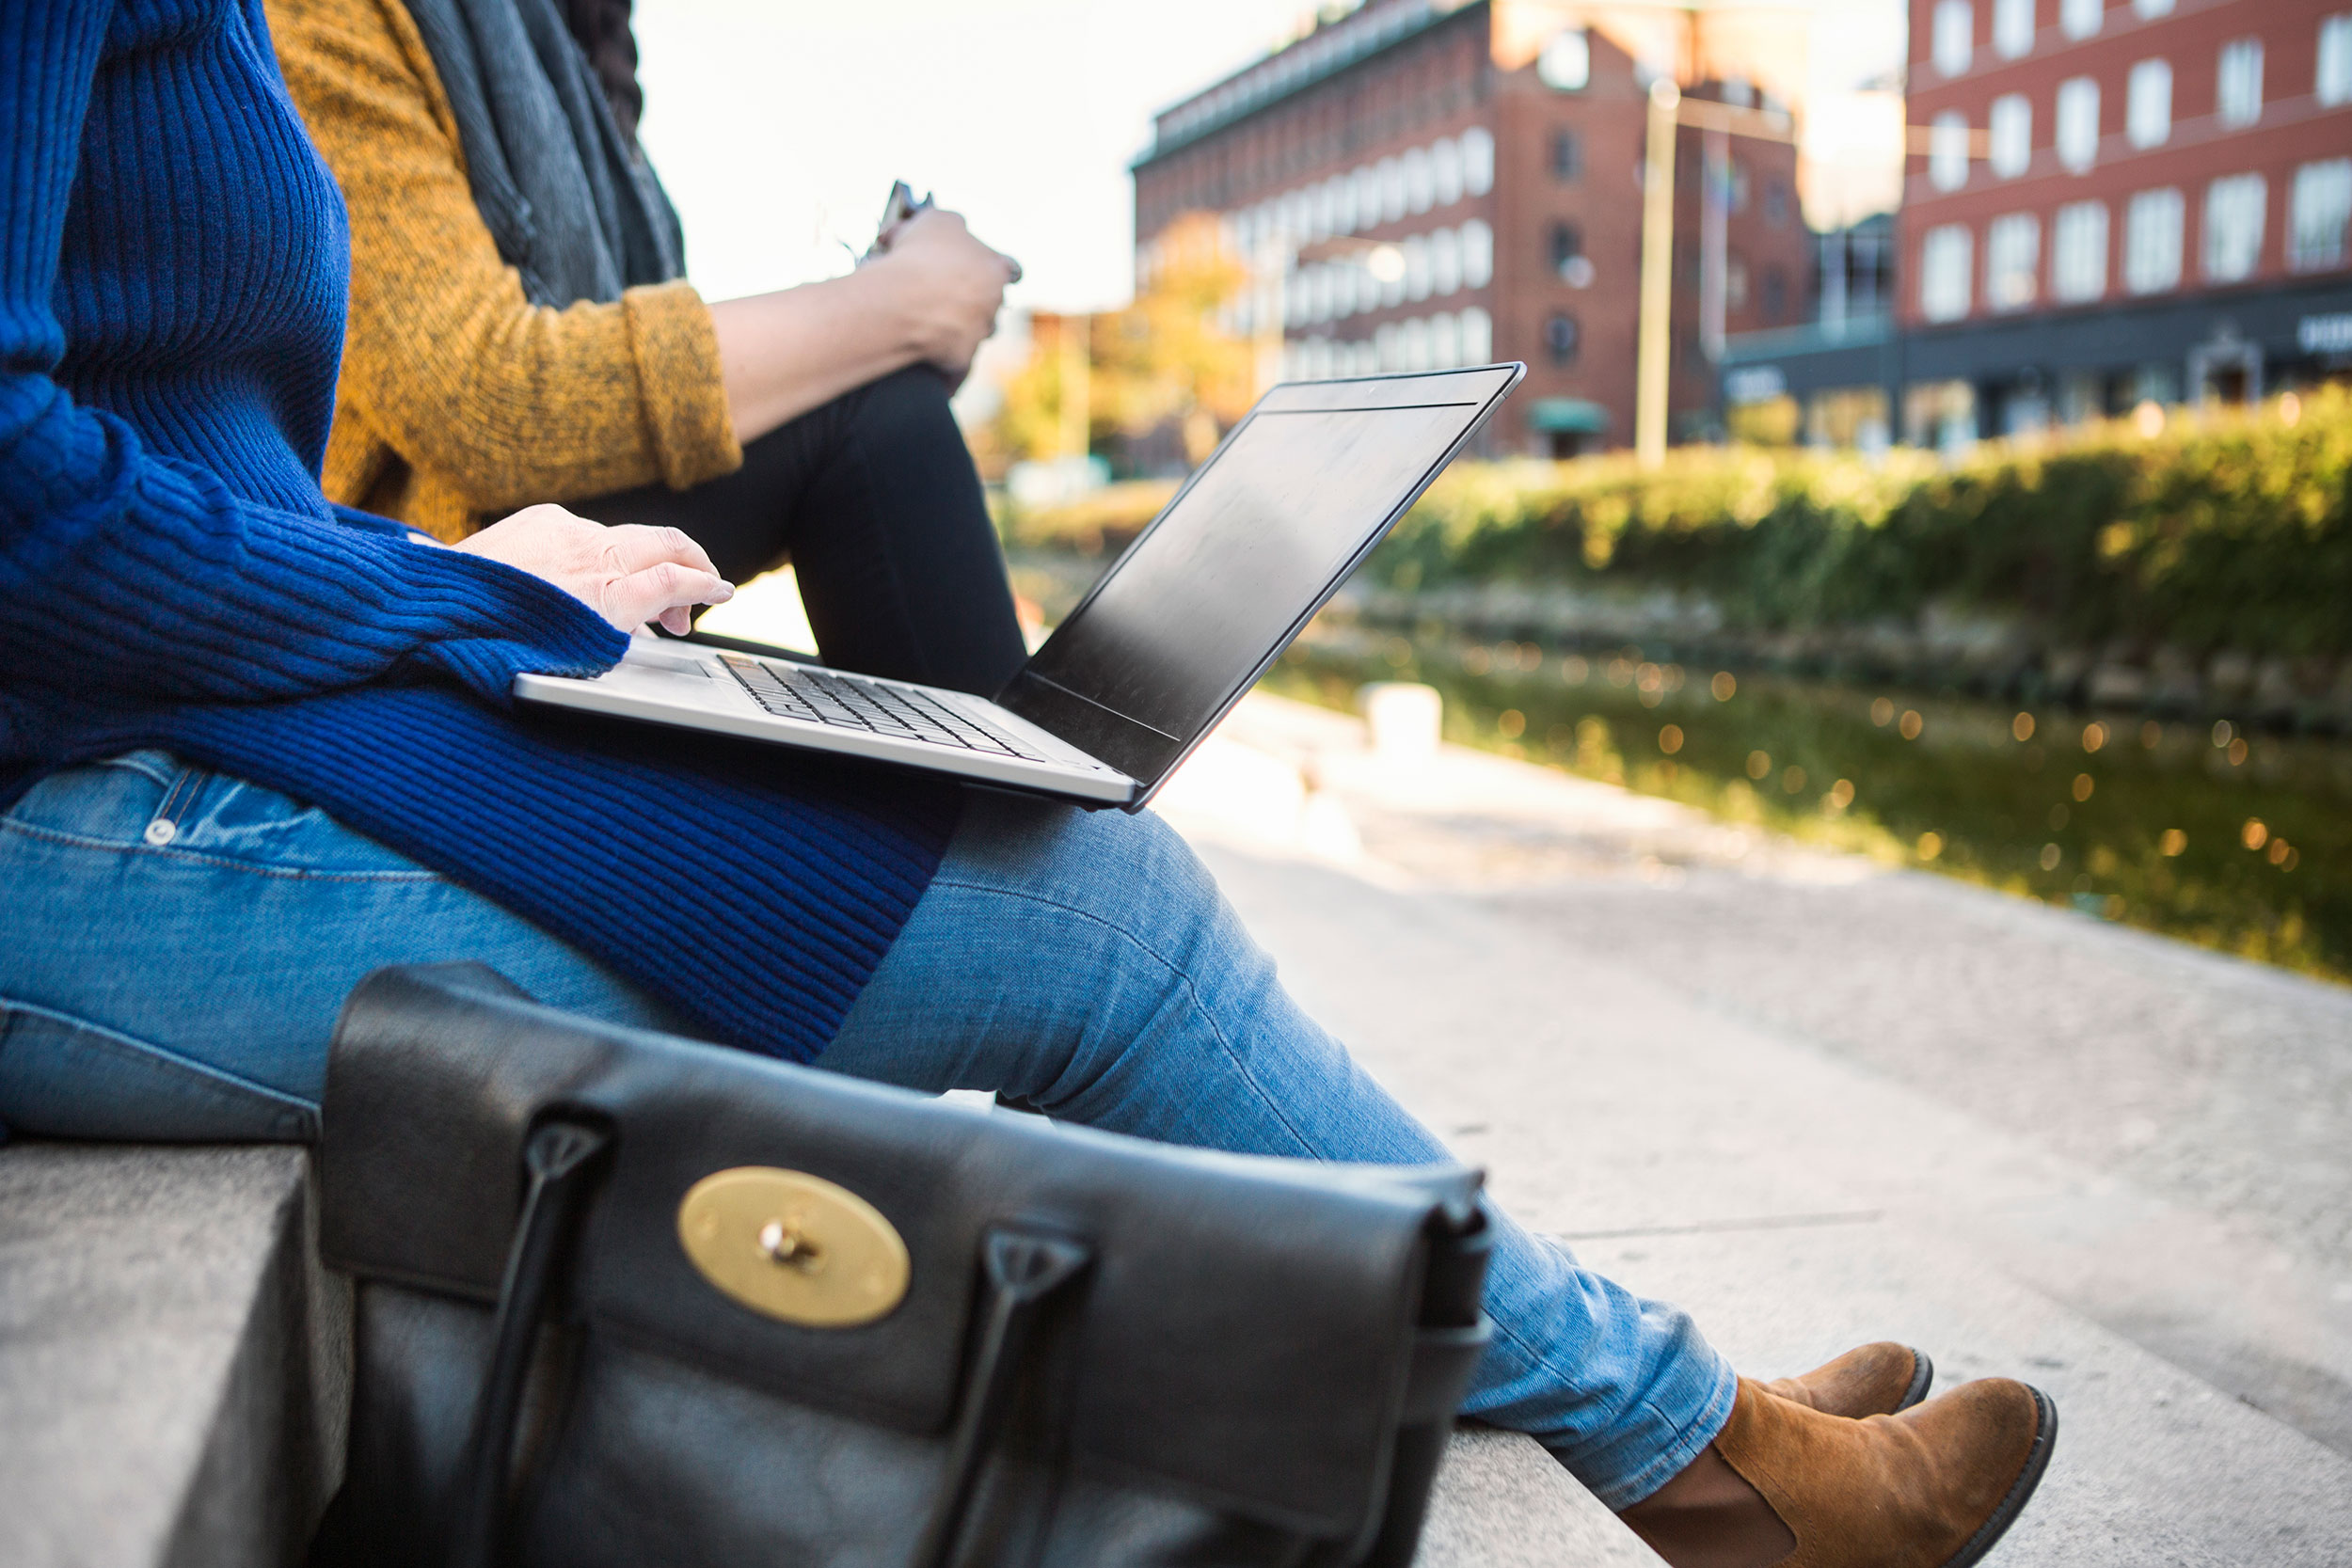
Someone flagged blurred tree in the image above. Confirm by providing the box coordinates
[993,212,1255,469]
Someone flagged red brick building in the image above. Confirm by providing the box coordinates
[1130,0,1809,456]
[1899,0,2352,437]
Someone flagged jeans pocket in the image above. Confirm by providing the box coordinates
[0,998,319,1143]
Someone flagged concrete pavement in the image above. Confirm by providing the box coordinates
[1156,689,2352,1565]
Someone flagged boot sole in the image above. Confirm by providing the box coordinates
[1939,1386,2058,1568]
[1897,1347,1935,1412]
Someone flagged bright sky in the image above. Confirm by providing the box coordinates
[635,0,1317,313]
[635,0,1907,314]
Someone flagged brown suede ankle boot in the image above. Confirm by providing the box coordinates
[1621,1376,2057,1568]
[1762,1342,1932,1418]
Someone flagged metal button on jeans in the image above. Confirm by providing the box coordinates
[143,818,177,847]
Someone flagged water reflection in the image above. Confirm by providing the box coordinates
[1268,626,2352,984]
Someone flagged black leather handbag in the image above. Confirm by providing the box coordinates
[309,965,1493,1568]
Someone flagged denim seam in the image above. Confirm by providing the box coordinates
[0,997,322,1120]
[1588,1365,1740,1511]
[0,817,442,882]
[97,752,182,788]
[928,875,1326,1157]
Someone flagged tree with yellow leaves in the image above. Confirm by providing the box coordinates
[994,211,1256,471]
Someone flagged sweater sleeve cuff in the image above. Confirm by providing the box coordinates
[288,512,630,706]
[622,281,744,492]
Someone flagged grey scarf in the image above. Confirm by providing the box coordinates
[404,0,685,305]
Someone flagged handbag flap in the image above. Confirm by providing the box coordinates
[319,965,1483,1541]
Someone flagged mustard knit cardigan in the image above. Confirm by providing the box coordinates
[268,0,743,542]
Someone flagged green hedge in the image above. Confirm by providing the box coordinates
[1008,390,2352,657]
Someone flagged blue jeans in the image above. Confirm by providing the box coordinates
[0,752,1734,1507]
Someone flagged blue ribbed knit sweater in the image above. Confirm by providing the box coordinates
[0,0,961,1061]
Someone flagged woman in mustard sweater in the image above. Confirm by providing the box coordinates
[269,0,1028,694]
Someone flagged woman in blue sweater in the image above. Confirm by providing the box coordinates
[0,3,2053,1561]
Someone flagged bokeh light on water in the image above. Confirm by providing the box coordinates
[1266,626,2352,984]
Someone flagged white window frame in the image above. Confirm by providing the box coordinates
[1458,219,1495,290]
[2060,0,2102,40]
[1431,138,1464,207]
[1994,0,2034,58]
[2201,174,2266,281]
[1458,307,1494,364]
[2217,39,2264,129]
[2052,200,2110,301]
[2127,58,2171,150]
[2289,158,2352,271]
[2132,0,2171,15]
[1460,127,1496,197]
[1932,0,1975,77]
[1987,213,2041,309]
[2057,78,2100,173]
[2320,15,2352,107]
[2124,187,2185,294]
[1404,147,1435,215]
[1920,224,1974,322]
[1990,94,2032,178]
[1930,111,1972,192]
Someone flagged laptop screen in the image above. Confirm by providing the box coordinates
[999,366,1519,796]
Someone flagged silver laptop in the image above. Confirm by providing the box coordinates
[515,365,1524,811]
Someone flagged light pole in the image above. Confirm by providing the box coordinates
[1635,78,1680,468]
[1635,84,1802,468]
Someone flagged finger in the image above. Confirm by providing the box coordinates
[596,561,734,633]
[597,524,721,582]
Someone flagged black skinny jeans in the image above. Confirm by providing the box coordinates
[578,366,1027,698]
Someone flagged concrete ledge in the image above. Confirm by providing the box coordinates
[0,1144,347,1568]
[0,1142,1644,1566]
[1420,1429,1663,1565]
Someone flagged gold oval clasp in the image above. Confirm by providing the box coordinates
[676,1167,910,1328]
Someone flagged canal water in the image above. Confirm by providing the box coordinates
[1261,620,2352,986]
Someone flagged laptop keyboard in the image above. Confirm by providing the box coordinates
[719,655,1055,762]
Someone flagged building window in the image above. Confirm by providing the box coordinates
[2320,16,2352,106]
[1459,307,1494,364]
[1433,138,1465,206]
[1377,157,1406,223]
[1989,94,2032,178]
[1764,180,1790,226]
[1404,234,1433,300]
[1930,111,1971,191]
[2057,78,2100,172]
[2061,0,2102,40]
[1546,313,1581,365]
[2133,0,2170,12]
[1994,0,2034,58]
[1986,214,2040,309]
[1726,255,1750,308]
[2289,158,2352,270]
[1430,312,1460,370]
[1932,0,1973,77]
[1402,317,1432,372]
[1350,166,1380,230]
[1549,221,1584,276]
[2126,59,2170,149]
[1461,127,1496,197]
[1405,147,1435,214]
[1920,224,1973,321]
[2217,40,2264,128]
[2052,200,2109,300]
[1539,29,1592,91]
[2124,187,2185,293]
[1552,130,1583,182]
[1761,264,1788,321]
[1458,219,1494,289]
[2203,174,2266,280]
[1432,228,1462,294]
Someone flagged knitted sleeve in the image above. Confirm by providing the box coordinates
[270,0,744,516]
[0,0,625,713]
